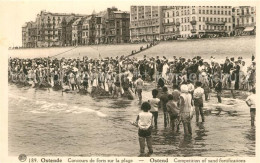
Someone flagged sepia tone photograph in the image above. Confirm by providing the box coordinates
[0,1,258,161]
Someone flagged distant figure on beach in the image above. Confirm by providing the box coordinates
[246,88,256,127]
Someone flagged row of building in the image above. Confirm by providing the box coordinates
[22,7,130,47]
[22,6,256,48]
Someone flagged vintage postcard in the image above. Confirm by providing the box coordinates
[0,0,259,163]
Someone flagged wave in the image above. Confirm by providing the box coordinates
[9,93,107,117]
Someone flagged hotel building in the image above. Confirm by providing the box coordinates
[232,6,256,35]
[161,6,233,39]
[129,6,163,42]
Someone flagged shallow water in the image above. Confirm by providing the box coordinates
[8,36,255,156]
[8,83,255,157]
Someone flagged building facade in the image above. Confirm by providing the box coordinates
[232,6,256,36]
[22,21,37,48]
[106,8,130,43]
[160,6,233,39]
[82,15,96,45]
[22,10,86,48]
[130,6,163,42]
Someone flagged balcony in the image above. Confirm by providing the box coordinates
[175,30,180,35]
[205,21,226,25]
[205,29,225,33]
[191,29,197,33]
[190,20,197,25]
[235,22,256,28]
[163,22,175,26]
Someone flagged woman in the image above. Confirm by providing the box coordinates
[179,84,194,136]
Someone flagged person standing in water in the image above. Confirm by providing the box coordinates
[160,86,169,128]
[246,88,256,127]
[148,89,160,128]
[179,84,194,136]
[135,75,144,102]
[133,102,153,156]
[193,81,205,123]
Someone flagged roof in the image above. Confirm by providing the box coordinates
[72,18,82,25]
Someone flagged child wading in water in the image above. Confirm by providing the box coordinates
[132,102,153,157]
[148,89,160,128]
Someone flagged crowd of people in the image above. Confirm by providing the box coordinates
[8,54,256,156]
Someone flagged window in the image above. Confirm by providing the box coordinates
[247,18,249,23]
[214,26,216,30]
[221,11,224,15]
[252,17,254,23]
[229,18,231,23]
[192,9,195,14]
[199,25,201,30]
[225,11,227,15]
[214,18,216,21]
[214,10,216,14]
[181,18,183,23]
[229,11,231,15]
[210,17,212,21]
[218,10,220,14]
[225,18,227,22]
[221,18,224,22]
[203,17,205,22]
[218,18,220,22]
[210,10,212,14]
[225,26,227,30]
[203,25,205,30]
[176,11,179,16]
[185,25,187,31]
[188,25,190,30]
[203,10,205,14]
[199,17,201,21]
[229,26,231,31]
[199,10,201,14]
[167,12,169,17]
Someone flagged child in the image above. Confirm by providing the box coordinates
[133,102,153,156]
[246,88,256,127]
[148,89,160,128]
[166,94,180,132]
[215,79,222,103]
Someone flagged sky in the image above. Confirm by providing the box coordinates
[0,0,134,47]
[0,0,258,47]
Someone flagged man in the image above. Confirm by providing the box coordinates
[135,75,144,102]
[160,86,169,128]
[193,81,205,122]
[222,58,232,89]
[246,88,256,127]
[234,61,240,90]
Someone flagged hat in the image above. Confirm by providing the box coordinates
[180,84,188,93]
